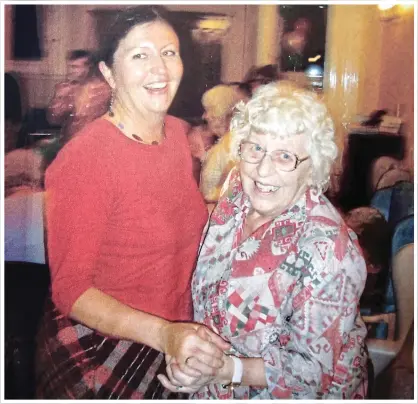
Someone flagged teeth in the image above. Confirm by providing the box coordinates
[145,82,167,89]
[255,182,280,193]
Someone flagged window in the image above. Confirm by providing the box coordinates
[13,5,44,60]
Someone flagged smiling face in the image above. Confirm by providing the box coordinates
[240,131,312,221]
[99,20,183,117]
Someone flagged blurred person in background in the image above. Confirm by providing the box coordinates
[198,84,247,207]
[239,64,280,98]
[187,86,226,184]
[36,6,228,399]
[47,49,111,144]
[4,72,23,154]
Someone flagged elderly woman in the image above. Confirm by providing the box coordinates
[35,6,228,399]
[159,82,369,399]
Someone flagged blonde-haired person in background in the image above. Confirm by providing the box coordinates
[159,81,369,399]
[195,84,247,208]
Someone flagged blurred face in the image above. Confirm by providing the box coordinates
[100,20,183,116]
[203,110,230,137]
[240,131,312,220]
[67,57,90,82]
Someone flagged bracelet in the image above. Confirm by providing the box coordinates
[231,355,243,384]
[222,355,243,392]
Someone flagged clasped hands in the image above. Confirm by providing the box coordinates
[158,323,233,394]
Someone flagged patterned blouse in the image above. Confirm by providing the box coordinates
[192,168,369,400]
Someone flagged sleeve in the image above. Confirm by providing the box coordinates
[45,138,114,315]
[260,228,368,399]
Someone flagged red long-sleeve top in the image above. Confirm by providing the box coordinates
[45,116,208,321]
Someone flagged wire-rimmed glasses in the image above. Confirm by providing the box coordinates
[239,141,310,172]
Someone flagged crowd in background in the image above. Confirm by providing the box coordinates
[4,48,282,204]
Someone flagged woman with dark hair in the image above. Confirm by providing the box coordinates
[35,6,228,399]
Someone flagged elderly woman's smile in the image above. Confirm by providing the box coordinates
[254,181,280,193]
[240,132,311,219]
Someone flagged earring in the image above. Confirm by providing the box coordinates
[108,91,115,117]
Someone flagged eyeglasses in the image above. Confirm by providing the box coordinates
[239,141,310,172]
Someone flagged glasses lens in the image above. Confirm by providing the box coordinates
[240,142,264,163]
[271,150,297,171]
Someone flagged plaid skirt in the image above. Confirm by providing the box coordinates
[35,297,187,399]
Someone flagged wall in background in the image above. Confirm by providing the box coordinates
[4,4,414,172]
[4,4,260,110]
[323,4,414,174]
[377,6,415,174]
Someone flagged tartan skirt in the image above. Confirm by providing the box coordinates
[35,297,187,399]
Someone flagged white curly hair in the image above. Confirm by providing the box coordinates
[229,81,338,194]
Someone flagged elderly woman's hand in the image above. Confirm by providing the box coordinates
[160,322,230,375]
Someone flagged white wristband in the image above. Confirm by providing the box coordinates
[230,355,243,384]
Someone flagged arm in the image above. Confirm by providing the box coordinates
[45,140,229,371]
[71,287,228,368]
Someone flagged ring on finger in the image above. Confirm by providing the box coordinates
[176,385,183,390]
[185,356,192,365]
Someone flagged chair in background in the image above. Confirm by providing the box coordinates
[370,187,393,221]
[371,180,413,230]
[370,156,401,193]
[388,181,414,227]
[4,262,50,399]
[365,215,414,378]
[376,168,411,191]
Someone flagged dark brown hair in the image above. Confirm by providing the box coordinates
[100,5,177,68]
[67,49,92,62]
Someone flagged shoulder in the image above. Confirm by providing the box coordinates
[305,190,346,230]
[188,125,205,141]
[301,189,362,254]
[47,119,116,176]
[65,118,114,149]
[300,191,366,279]
[54,81,76,93]
[166,115,191,136]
